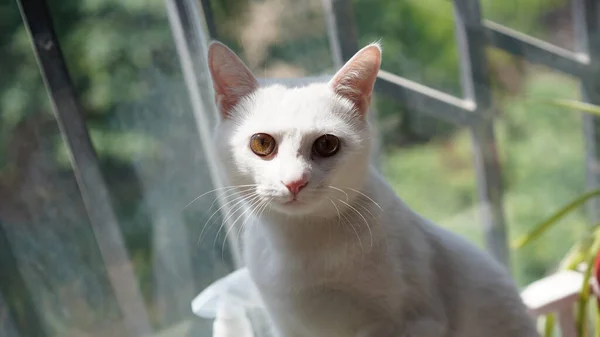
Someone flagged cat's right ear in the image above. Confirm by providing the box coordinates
[207,41,258,119]
[329,43,381,116]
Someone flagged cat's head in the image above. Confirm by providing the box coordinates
[208,42,381,217]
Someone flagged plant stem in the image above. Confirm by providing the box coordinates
[577,227,600,336]
[544,314,555,337]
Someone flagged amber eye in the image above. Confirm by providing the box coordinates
[313,134,340,157]
[250,133,276,157]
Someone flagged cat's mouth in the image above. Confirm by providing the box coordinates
[267,192,331,215]
[272,194,313,211]
[258,185,325,213]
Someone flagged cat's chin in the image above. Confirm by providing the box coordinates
[270,199,324,216]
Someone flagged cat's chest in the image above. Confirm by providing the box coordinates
[246,239,347,289]
[246,244,405,337]
[244,225,394,295]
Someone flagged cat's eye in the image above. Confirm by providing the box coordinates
[313,134,340,157]
[250,133,276,157]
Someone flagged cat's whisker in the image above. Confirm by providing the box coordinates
[256,197,271,222]
[198,193,246,246]
[354,199,379,221]
[328,198,342,228]
[240,197,271,243]
[329,198,354,253]
[235,196,266,240]
[183,184,258,210]
[260,197,272,219]
[338,199,373,250]
[185,186,237,211]
[235,198,266,244]
[327,198,342,247]
[335,200,364,252]
[327,186,349,202]
[236,199,261,245]
[240,199,266,243]
[219,193,260,227]
[345,187,383,211]
[213,193,262,249]
[209,186,256,211]
[263,197,273,221]
[353,200,388,251]
[222,195,264,259]
[197,191,257,245]
[198,190,256,241]
[245,197,271,243]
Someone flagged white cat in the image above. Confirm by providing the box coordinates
[207,41,539,337]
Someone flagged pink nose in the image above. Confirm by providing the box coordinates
[283,179,308,195]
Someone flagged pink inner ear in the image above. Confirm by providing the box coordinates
[208,42,258,118]
[330,45,381,115]
[213,68,257,116]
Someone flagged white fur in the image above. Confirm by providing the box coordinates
[209,42,539,337]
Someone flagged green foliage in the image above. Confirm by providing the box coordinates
[509,96,600,336]
[516,205,600,337]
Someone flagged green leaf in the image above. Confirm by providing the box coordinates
[595,302,600,337]
[513,189,600,249]
[544,99,600,117]
[576,227,600,337]
[560,236,593,271]
[577,246,596,336]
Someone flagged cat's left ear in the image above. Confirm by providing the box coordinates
[208,41,259,119]
[329,43,381,116]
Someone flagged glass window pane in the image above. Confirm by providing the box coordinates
[208,0,334,77]
[3,0,234,336]
[481,0,575,51]
[355,0,461,97]
[374,94,484,247]
[48,0,236,333]
[1,2,129,336]
[491,50,587,286]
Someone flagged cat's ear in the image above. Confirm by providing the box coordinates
[208,41,259,118]
[329,43,381,115]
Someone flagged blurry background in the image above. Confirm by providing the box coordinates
[0,0,590,336]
